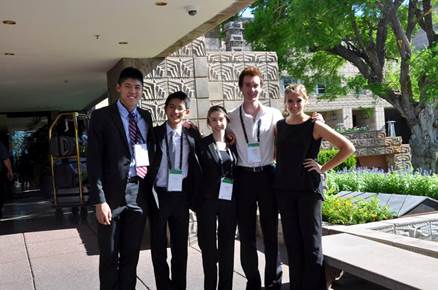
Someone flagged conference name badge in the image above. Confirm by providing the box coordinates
[134,144,150,166]
[218,177,233,201]
[167,169,183,192]
[247,143,261,163]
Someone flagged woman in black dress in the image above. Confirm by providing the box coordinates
[196,105,238,290]
[274,84,355,290]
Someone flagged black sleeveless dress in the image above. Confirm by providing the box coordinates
[274,118,323,198]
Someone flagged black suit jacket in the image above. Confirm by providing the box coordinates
[195,134,237,203]
[87,103,155,210]
[146,122,202,210]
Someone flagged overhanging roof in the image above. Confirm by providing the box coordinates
[0,0,253,113]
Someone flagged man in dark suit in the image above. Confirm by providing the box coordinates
[146,91,201,290]
[87,67,155,290]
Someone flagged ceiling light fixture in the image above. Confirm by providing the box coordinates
[4,52,15,56]
[2,20,16,25]
[155,1,167,6]
[118,41,128,45]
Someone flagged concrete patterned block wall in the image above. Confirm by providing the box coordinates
[107,37,281,135]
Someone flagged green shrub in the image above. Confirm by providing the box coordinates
[317,149,356,171]
[326,170,438,200]
[322,169,438,225]
[322,195,394,225]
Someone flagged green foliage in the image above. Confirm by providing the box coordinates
[321,168,438,225]
[317,149,356,171]
[246,0,398,95]
[411,44,438,102]
[326,170,438,199]
[322,195,394,225]
[245,0,438,105]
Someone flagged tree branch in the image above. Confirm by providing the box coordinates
[376,7,389,69]
[406,0,418,41]
[381,1,418,126]
[418,0,438,47]
[327,44,370,79]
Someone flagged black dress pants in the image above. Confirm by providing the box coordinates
[197,198,237,290]
[97,207,146,290]
[235,166,282,290]
[150,189,190,290]
[277,192,325,290]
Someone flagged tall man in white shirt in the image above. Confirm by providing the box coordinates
[228,66,283,290]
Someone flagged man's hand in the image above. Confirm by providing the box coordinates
[95,202,112,225]
[226,131,236,145]
[182,119,198,129]
[311,112,325,123]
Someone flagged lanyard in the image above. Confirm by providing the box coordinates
[164,128,184,170]
[213,143,234,177]
[239,106,261,144]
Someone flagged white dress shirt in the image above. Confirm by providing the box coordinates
[228,103,283,167]
[155,123,190,188]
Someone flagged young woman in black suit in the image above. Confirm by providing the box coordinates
[196,105,238,290]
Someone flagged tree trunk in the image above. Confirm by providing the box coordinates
[408,103,438,172]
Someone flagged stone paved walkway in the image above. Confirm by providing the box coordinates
[0,195,386,290]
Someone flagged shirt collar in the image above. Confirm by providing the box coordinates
[241,102,266,119]
[166,122,182,136]
[117,100,138,119]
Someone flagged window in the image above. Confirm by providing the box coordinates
[316,84,326,95]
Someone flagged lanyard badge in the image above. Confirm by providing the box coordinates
[134,144,149,166]
[240,106,262,164]
[167,169,183,192]
[218,177,233,200]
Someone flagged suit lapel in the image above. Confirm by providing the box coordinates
[137,108,150,141]
[206,135,221,165]
[183,127,195,154]
[109,104,130,154]
[156,123,166,158]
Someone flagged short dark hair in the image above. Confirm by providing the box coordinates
[238,66,263,89]
[165,91,191,109]
[118,67,144,86]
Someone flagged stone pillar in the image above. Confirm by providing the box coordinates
[223,21,245,51]
[374,106,386,131]
[342,107,353,129]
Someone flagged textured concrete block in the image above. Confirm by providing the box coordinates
[187,98,198,120]
[208,82,223,101]
[198,119,210,136]
[194,57,208,78]
[166,57,194,78]
[196,98,210,119]
[223,101,242,112]
[195,77,209,99]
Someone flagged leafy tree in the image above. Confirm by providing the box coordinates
[245,0,438,171]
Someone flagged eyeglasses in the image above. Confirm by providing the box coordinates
[166,104,187,112]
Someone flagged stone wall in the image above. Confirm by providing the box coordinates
[107,37,281,135]
[322,130,412,171]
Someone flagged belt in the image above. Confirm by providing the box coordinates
[127,176,140,184]
[238,164,273,173]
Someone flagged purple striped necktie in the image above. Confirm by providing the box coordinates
[128,111,147,178]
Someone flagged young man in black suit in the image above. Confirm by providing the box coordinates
[147,91,202,290]
[87,67,155,290]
